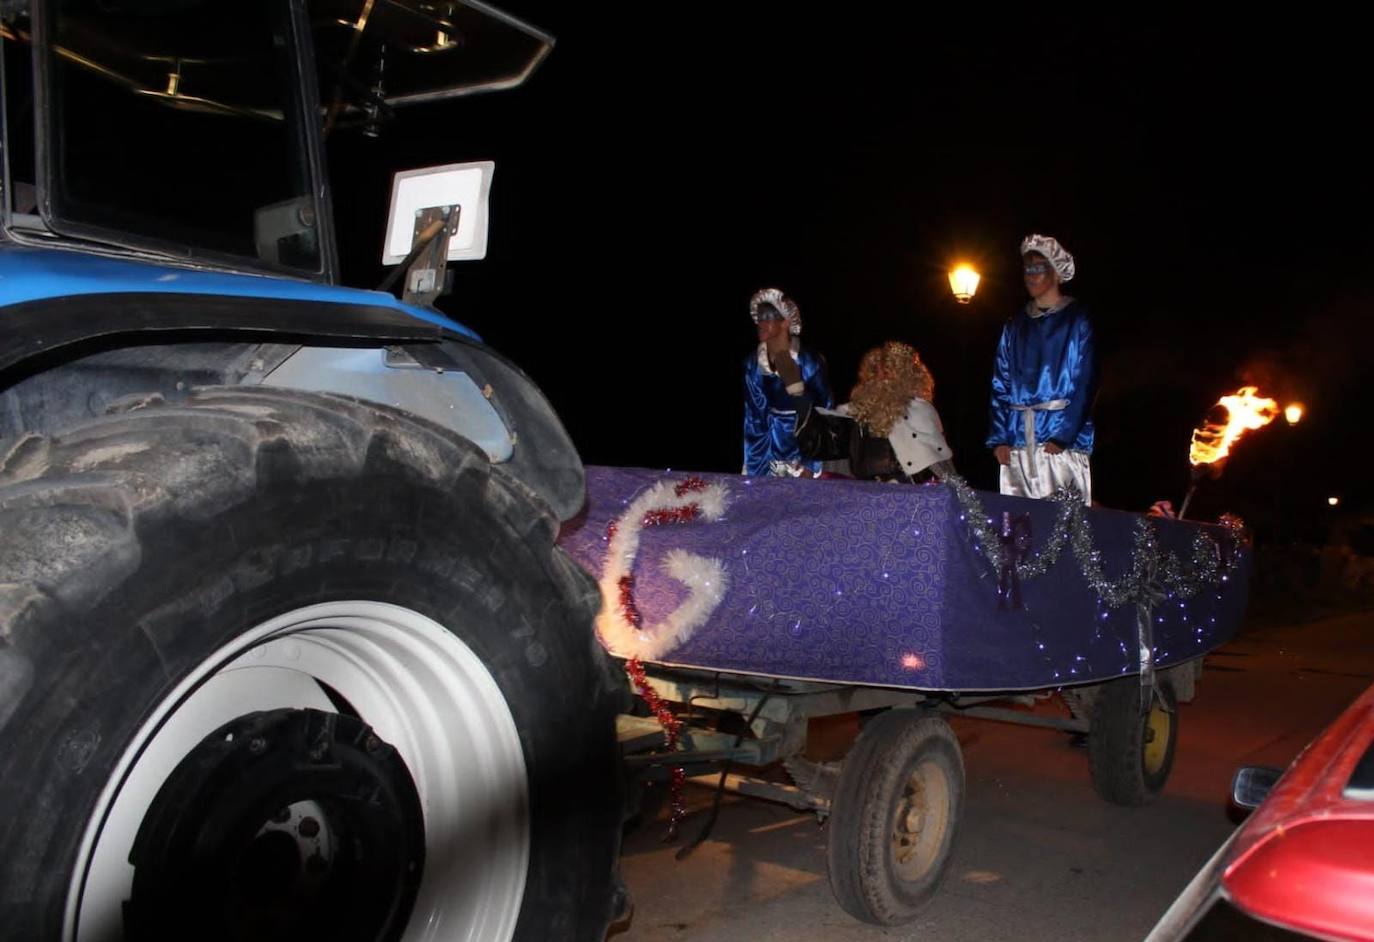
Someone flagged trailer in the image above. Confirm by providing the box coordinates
[559,465,1251,926]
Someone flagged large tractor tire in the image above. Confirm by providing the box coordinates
[0,387,624,942]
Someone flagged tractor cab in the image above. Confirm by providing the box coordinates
[0,0,551,283]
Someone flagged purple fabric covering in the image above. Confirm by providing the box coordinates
[558,467,1252,692]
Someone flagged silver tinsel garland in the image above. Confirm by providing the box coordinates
[943,473,1246,610]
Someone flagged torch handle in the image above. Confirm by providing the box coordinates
[1178,484,1197,520]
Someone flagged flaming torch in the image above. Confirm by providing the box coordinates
[1178,386,1280,519]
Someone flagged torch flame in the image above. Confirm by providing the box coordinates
[1189,386,1280,466]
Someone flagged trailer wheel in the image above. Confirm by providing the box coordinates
[0,387,623,942]
[1088,676,1178,806]
[826,710,963,926]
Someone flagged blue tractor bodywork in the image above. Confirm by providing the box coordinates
[0,247,479,338]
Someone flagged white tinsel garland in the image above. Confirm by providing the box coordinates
[596,478,730,660]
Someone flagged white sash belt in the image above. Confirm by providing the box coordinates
[1010,399,1070,478]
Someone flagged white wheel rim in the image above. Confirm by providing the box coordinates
[65,601,529,942]
[891,759,951,883]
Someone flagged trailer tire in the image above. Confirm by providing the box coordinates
[0,387,623,942]
[826,710,963,926]
[1088,676,1178,806]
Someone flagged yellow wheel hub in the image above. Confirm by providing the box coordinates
[1143,703,1172,775]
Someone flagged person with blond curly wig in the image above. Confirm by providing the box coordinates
[771,340,954,483]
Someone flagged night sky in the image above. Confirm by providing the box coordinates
[328,9,1372,542]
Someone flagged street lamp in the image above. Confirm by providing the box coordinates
[1285,403,1304,425]
[948,265,980,304]
[1328,496,1340,507]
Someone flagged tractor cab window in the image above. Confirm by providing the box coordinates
[2,14,38,221]
[38,0,325,275]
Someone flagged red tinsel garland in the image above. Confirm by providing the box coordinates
[610,476,713,839]
[617,575,642,628]
[642,504,701,527]
[604,475,708,542]
[612,482,712,627]
[616,504,701,625]
[674,476,708,496]
[625,656,687,839]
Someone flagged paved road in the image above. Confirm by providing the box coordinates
[612,611,1374,941]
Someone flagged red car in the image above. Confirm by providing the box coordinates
[1147,682,1374,941]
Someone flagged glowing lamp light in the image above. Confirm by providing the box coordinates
[1328,496,1340,507]
[1285,403,1304,425]
[948,265,981,304]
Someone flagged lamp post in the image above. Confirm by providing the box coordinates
[1278,404,1304,542]
[946,264,982,458]
[948,265,981,304]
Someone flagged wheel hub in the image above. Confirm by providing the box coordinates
[891,759,951,881]
[1143,704,1172,776]
[124,709,423,942]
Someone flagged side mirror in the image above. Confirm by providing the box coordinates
[1231,766,1283,810]
[381,160,494,266]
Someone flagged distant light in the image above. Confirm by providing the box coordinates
[1328,496,1340,507]
[1285,403,1304,425]
[948,265,981,304]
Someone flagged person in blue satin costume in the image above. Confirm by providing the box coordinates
[986,234,1099,504]
[743,287,833,477]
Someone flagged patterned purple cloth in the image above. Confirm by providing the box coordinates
[558,467,1251,692]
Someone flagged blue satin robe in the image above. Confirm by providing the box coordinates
[743,345,833,476]
[986,299,1099,453]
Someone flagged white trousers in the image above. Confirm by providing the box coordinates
[999,447,1092,505]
